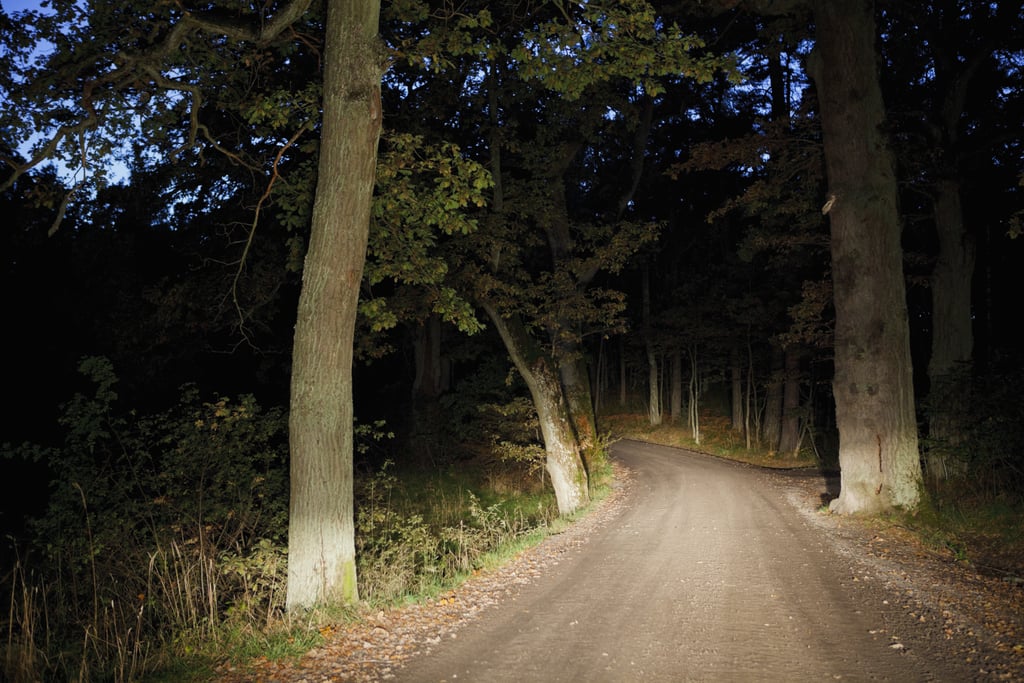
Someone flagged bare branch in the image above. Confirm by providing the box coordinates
[2,0,316,193]
[231,120,313,346]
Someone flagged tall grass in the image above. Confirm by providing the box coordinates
[354,460,559,604]
[1,462,561,683]
[1,358,571,682]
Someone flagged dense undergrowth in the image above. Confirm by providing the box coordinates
[3,359,1020,682]
[0,359,594,683]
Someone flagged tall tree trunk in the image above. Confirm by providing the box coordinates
[560,353,600,471]
[642,267,661,426]
[411,314,447,468]
[762,346,783,451]
[482,304,590,515]
[287,0,384,610]
[926,178,975,478]
[482,63,589,509]
[808,0,923,514]
[778,346,802,455]
[670,349,683,423]
[730,347,743,432]
[688,346,701,445]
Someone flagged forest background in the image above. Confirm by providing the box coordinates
[1,0,1022,681]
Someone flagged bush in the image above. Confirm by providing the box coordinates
[3,357,290,682]
[354,459,549,604]
[2,357,563,682]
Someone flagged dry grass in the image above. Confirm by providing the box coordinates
[600,411,821,470]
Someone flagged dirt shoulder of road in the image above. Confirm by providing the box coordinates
[779,470,1024,681]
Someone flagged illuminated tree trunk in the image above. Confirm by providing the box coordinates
[482,304,590,516]
[808,0,922,513]
[560,354,600,472]
[287,0,384,610]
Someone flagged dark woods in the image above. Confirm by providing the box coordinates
[1,0,1022,680]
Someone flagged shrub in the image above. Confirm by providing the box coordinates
[3,357,290,682]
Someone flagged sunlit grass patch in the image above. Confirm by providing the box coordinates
[599,410,819,469]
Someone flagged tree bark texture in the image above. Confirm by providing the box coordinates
[808,0,923,514]
[482,304,590,516]
[287,0,384,611]
[559,354,601,473]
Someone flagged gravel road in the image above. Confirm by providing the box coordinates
[221,438,1023,682]
[390,440,1006,682]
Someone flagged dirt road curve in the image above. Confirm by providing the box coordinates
[390,440,1015,682]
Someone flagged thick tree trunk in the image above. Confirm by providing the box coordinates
[286,0,383,611]
[560,353,600,471]
[482,304,590,515]
[809,0,923,514]
[926,179,975,478]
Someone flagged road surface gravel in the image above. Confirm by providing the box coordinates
[391,440,1017,682]
[218,439,1023,682]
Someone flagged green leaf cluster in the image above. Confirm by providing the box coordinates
[510,0,737,100]
[362,132,493,337]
